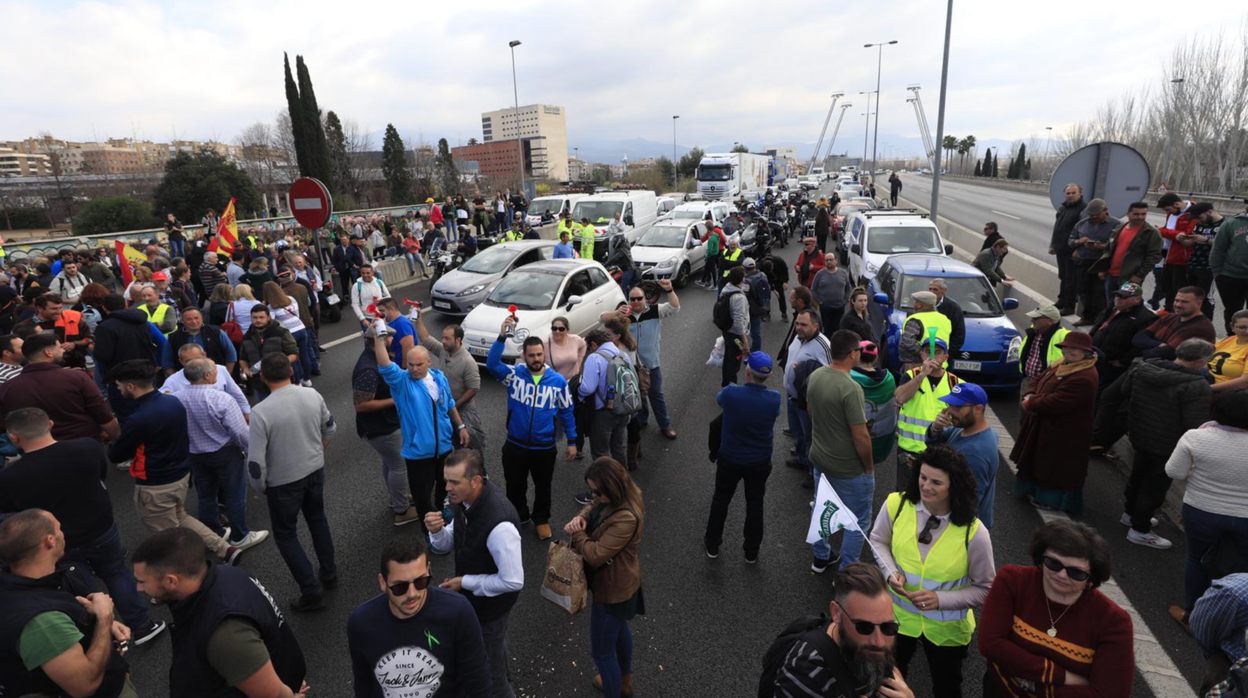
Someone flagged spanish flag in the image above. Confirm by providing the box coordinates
[208,198,239,254]
[114,240,147,287]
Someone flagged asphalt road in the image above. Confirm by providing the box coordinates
[104,187,1203,697]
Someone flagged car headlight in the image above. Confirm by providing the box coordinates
[659,256,678,269]
[457,284,486,297]
[513,328,530,342]
[1006,336,1022,363]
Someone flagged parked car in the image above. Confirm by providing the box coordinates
[429,240,557,315]
[869,254,1022,391]
[656,196,681,217]
[460,259,627,364]
[631,219,707,288]
[844,209,951,284]
[525,194,586,226]
[849,196,878,209]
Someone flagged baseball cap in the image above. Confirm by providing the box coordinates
[1026,304,1061,322]
[151,271,169,281]
[1114,282,1143,297]
[939,382,988,407]
[746,351,773,376]
[919,337,949,353]
[1186,202,1214,218]
[743,258,757,269]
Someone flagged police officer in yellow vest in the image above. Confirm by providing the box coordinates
[578,216,597,262]
[1019,304,1069,386]
[501,226,523,243]
[870,444,995,697]
[900,291,952,366]
[892,338,960,491]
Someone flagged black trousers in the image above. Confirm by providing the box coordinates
[405,452,449,522]
[890,191,900,207]
[574,398,593,452]
[501,441,557,524]
[704,458,772,555]
[820,305,844,342]
[1160,263,1188,311]
[1215,274,1248,336]
[774,287,788,317]
[1185,267,1216,319]
[896,634,969,698]
[1054,248,1075,310]
[721,331,744,387]
[1073,259,1103,320]
[1124,449,1172,534]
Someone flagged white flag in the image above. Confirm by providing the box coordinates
[806,474,863,544]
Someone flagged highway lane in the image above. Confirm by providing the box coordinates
[102,201,1200,696]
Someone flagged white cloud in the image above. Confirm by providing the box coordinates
[3,0,1243,156]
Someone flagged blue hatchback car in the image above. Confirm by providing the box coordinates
[867,254,1023,391]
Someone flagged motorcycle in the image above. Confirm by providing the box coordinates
[432,248,464,282]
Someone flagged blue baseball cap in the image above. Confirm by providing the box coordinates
[919,337,949,353]
[746,351,773,376]
[939,382,988,407]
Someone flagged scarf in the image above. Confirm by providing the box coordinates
[1053,355,1097,377]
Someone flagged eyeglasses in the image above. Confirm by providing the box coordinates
[551,325,567,332]
[629,296,645,302]
[1041,555,1091,581]
[839,608,901,636]
[917,514,942,545]
[387,575,433,596]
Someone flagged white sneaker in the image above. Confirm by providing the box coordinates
[300,379,313,388]
[230,530,270,552]
[1127,529,1173,550]
[114,459,132,471]
[1120,513,1158,528]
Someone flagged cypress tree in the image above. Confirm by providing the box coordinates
[283,53,309,176]
[381,124,413,203]
[295,55,334,192]
[980,148,991,176]
[992,154,999,178]
[1025,158,1032,179]
[974,160,982,177]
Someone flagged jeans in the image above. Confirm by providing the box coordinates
[704,457,772,555]
[896,634,969,698]
[169,239,186,259]
[406,452,449,521]
[811,472,875,568]
[480,612,516,698]
[1182,503,1248,612]
[292,328,313,382]
[786,397,812,470]
[1103,273,1122,307]
[1123,449,1172,534]
[502,441,556,524]
[367,430,410,514]
[1215,275,1248,336]
[750,317,763,352]
[721,331,744,387]
[636,366,671,430]
[63,524,151,630]
[190,446,249,540]
[446,218,458,243]
[591,602,634,698]
[591,409,628,464]
[618,269,635,293]
[265,468,336,597]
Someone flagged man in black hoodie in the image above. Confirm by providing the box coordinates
[1051,184,1087,314]
[93,293,164,426]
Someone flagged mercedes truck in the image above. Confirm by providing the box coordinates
[696,152,771,200]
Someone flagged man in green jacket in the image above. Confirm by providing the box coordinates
[1211,210,1248,335]
[1097,201,1163,306]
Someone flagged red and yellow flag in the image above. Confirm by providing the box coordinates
[114,240,146,288]
[208,198,239,254]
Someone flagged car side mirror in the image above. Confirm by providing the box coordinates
[1003,298,1019,310]
[944,244,954,255]
[851,244,862,256]
[688,239,699,249]
[873,292,890,306]
[566,295,583,310]
[624,216,634,226]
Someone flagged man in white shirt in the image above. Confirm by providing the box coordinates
[161,344,251,418]
[425,450,523,698]
[350,264,391,329]
[49,260,88,303]
[607,211,627,238]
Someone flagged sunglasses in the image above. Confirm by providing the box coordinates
[629,296,645,302]
[840,608,901,636]
[1041,555,1091,581]
[387,575,433,596]
[551,325,567,332]
[917,514,942,545]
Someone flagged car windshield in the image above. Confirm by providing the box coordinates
[460,245,521,274]
[572,201,623,225]
[835,203,869,217]
[639,225,688,248]
[485,269,564,310]
[528,198,563,216]
[669,209,707,220]
[899,274,1004,317]
[698,165,731,181]
[866,226,942,255]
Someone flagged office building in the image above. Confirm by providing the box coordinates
[480,104,568,181]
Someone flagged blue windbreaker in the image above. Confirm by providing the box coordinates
[487,338,577,448]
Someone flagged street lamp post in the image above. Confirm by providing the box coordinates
[1044,126,1053,179]
[859,91,875,167]
[508,40,524,194]
[672,115,680,190]
[930,0,953,219]
[864,40,898,178]
[1161,77,1185,189]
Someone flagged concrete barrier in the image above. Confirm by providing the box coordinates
[924,173,1247,215]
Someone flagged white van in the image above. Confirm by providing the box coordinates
[571,190,659,245]
[525,194,586,226]
[844,209,953,285]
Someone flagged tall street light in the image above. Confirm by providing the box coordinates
[859,91,875,166]
[930,0,953,219]
[672,115,680,190]
[1161,77,1185,188]
[508,40,524,194]
[864,40,898,179]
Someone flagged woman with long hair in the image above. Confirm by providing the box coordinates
[263,281,312,385]
[231,284,261,336]
[840,287,876,345]
[75,282,111,333]
[603,315,645,472]
[207,283,234,326]
[245,257,274,289]
[869,444,996,697]
[565,457,645,698]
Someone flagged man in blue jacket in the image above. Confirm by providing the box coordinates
[488,316,577,541]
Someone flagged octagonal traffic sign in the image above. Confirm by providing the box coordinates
[289,177,333,229]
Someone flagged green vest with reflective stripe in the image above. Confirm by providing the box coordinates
[579,225,596,260]
[721,248,744,277]
[1019,327,1069,374]
[502,230,522,242]
[908,311,952,349]
[896,368,960,454]
[886,492,978,646]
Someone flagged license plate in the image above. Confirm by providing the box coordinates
[433,300,451,310]
[468,345,488,357]
[952,360,982,371]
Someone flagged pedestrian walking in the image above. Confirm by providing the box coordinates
[889,172,902,207]
[716,266,750,387]
[353,324,417,527]
[416,312,485,451]
[247,353,338,611]
[239,304,298,401]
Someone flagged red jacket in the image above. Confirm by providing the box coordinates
[795,249,826,287]
[1159,212,1198,265]
[429,205,444,225]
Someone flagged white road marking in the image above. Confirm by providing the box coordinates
[984,405,1195,697]
[293,198,324,210]
[990,209,1022,220]
[943,196,958,202]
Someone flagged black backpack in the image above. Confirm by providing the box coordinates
[713,290,741,331]
[757,613,829,698]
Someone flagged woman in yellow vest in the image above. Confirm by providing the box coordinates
[869,444,996,698]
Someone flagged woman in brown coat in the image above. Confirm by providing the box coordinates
[564,457,645,698]
[1011,330,1100,515]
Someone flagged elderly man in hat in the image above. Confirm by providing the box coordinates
[1019,304,1070,389]
[899,290,951,367]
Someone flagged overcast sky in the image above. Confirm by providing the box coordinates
[5,0,1244,157]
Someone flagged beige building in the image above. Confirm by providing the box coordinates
[567,156,592,181]
[481,104,569,182]
[0,147,52,176]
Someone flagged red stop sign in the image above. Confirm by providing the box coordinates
[289,177,333,229]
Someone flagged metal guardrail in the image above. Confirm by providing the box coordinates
[925,172,1247,204]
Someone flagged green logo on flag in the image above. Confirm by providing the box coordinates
[820,499,844,536]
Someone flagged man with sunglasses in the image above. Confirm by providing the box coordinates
[626,279,680,441]
[769,562,914,698]
[347,536,491,698]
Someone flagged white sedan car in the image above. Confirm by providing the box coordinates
[631,219,707,288]
[460,259,626,363]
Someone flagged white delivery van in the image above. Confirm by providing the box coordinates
[525,194,586,225]
[571,190,660,245]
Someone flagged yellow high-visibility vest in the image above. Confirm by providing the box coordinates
[886,492,979,646]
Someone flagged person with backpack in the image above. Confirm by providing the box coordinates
[851,340,897,471]
[700,216,727,289]
[350,264,391,330]
[716,266,751,387]
[488,316,578,541]
[743,258,772,351]
[761,562,915,698]
[578,320,641,468]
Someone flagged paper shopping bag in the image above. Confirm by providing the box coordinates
[540,540,588,615]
